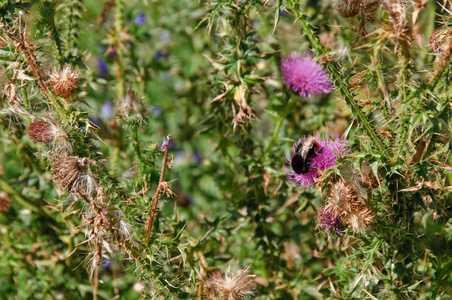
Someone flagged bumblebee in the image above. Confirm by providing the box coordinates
[291,136,322,174]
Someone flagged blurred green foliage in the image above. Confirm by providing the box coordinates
[0,0,451,299]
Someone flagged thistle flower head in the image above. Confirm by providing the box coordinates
[284,133,348,188]
[51,155,96,195]
[281,52,333,99]
[325,179,374,233]
[116,87,146,124]
[316,206,343,237]
[27,120,54,143]
[48,66,79,98]
[207,265,256,300]
[333,0,362,18]
[343,206,374,233]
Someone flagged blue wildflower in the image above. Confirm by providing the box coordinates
[134,12,146,26]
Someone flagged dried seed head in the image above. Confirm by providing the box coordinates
[333,0,377,18]
[27,118,72,153]
[343,205,374,233]
[231,98,255,133]
[0,192,11,212]
[116,87,146,124]
[114,211,135,242]
[207,265,256,300]
[325,179,359,215]
[333,0,363,18]
[357,170,379,190]
[51,155,95,194]
[379,0,407,38]
[356,161,379,190]
[325,179,374,233]
[48,66,79,98]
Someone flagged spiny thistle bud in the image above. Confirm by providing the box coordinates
[325,179,374,233]
[27,118,72,153]
[0,192,11,212]
[207,265,256,300]
[48,66,79,98]
[51,155,96,195]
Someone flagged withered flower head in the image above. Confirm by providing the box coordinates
[325,179,359,215]
[27,118,72,153]
[333,0,377,18]
[343,205,374,233]
[357,161,379,190]
[325,179,373,233]
[379,0,407,38]
[27,120,55,143]
[334,0,361,18]
[116,87,146,124]
[0,192,11,212]
[51,155,96,195]
[48,66,79,98]
[207,265,256,300]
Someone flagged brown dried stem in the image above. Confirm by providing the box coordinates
[146,135,172,234]
[1,12,68,120]
[1,12,49,94]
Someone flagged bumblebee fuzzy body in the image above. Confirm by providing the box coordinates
[291,136,322,174]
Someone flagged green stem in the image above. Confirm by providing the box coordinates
[132,125,143,171]
[291,8,388,158]
[0,179,42,214]
[264,95,297,157]
[114,0,126,99]
[51,20,64,62]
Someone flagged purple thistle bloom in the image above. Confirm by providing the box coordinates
[284,133,348,188]
[134,12,146,26]
[316,206,343,237]
[281,52,333,99]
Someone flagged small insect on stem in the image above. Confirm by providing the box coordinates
[291,136,322,174]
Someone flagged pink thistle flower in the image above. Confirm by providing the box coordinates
[284,133,348,188]
[316,206,343,237]
[281,52,333,99]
